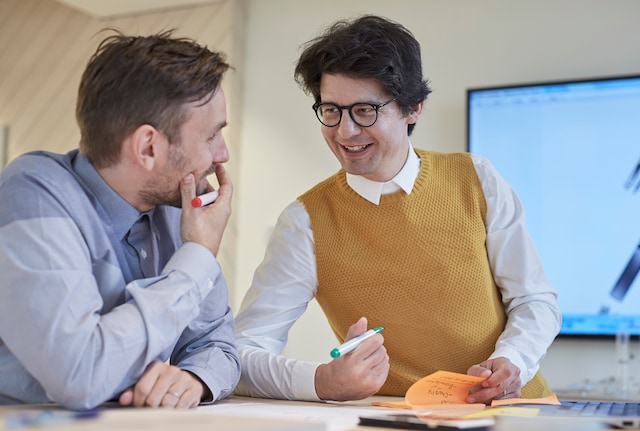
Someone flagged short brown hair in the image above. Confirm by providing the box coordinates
[294,15,431,135]
[76,29,230,168]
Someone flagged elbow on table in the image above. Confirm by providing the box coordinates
[47,383,116,411]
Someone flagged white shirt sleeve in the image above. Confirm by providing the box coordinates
[473,154,561,383]
[234,155,562,398]
[234,201,322,400]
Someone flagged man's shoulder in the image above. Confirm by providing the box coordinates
[0,150,86,220]
[2,150,78,185]
[416,148,472,162]
[297,170,343,201]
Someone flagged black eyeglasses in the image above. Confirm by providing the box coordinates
[312,98,396,128]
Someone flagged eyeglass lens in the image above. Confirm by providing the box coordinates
[316,103,380,127]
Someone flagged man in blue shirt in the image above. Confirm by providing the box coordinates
[0,30,239,410]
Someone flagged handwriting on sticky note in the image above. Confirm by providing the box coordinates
[370,370,562,412]
[405,371,486,405]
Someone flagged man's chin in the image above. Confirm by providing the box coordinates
[167,193,183,208]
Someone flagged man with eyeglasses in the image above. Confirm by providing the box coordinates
[234,15,560,404]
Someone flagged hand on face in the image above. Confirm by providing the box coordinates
[314,317,389,401]
[466,357,522,404]
[179,164,232,256]
[118,360,206,409]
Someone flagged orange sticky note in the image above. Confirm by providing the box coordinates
[370,370,560,413]
[405,371,486,406]
[465,406,540,417]
[370,400,414,409]
[490,392,561,407]
[371,371,486,409]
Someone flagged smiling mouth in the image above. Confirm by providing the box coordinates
[342,144,371,153]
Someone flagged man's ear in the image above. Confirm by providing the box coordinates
[407,101,424,124]
[130,124,163,172]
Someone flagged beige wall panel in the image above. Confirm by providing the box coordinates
[0,0,244,300]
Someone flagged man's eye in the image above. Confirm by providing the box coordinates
[321,106,339,115]
[353,105,374,115]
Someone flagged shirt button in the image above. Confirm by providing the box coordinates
[141,248,148,259]
[207,278,213,289]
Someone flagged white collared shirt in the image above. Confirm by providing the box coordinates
[234,145,561,401]
[346,145,419,204]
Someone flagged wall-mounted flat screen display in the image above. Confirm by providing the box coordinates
[467,74,640,336]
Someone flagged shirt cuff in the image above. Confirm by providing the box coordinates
[293,361,322,401]
[163,241,220,300]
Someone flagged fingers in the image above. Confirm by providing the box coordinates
[126,361,204,409]
[180,174,197,209]
[479,358,520,389]
[315,319,389,401]
[345,317,368,341]
[208,164,232,205]
[466,357,521,404]
[315,346,389,401]
[118,388,134,406]
[467,364,492,379]
[475,379,521,402]
[179,168,233,256]
[214,163,231,188]
[159,383,200,409]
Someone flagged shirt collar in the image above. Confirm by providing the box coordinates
[345,143,420,205]
[72,151,143,240]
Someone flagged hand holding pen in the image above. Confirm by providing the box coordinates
[330,327,384,358]
[191,190,219,207]
[314,317,389,401]
[179,165,232,257]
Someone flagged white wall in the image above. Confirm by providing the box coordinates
[236,0,640,392]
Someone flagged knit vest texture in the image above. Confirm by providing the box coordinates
[298,149,550,398]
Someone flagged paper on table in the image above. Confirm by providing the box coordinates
[369,403,488,420]
[372,370,485,409]
[490,392,560,407]
[406,370,486,405]
[371,370,561,413]
[465,406,541,417]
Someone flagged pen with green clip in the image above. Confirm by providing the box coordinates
[330,327,384,359]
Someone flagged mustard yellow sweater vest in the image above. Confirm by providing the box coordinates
[299,149,550,398]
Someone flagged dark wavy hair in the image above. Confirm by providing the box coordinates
[294,15,431,135]
[76,29,230,168]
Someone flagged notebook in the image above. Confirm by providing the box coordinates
[523,400,640,429]
[358,413,494,430]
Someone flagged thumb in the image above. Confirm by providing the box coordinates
[345,316,368,340]
[118,388,134,406]
[467,364,493,378]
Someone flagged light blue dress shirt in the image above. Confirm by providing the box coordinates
[0,150,240,409]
